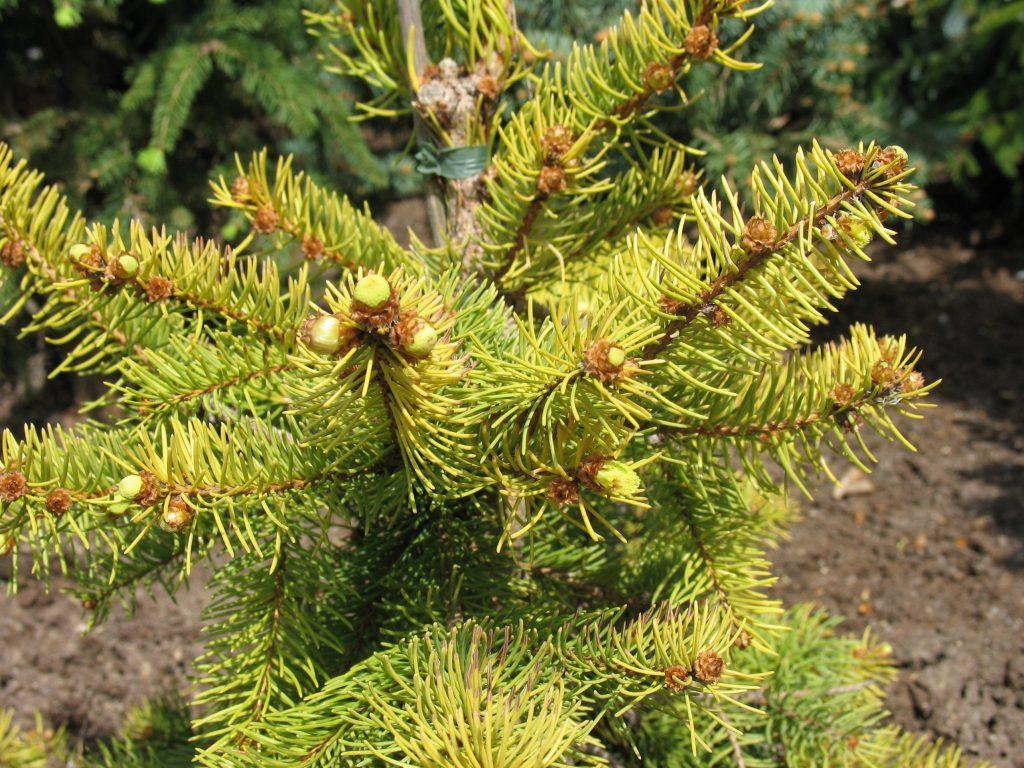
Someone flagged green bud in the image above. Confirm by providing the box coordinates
[68,243,92,260]
[606,346,626,368]
[54,5,81,28]
[405,323,438,357]
[307,315,345,355]
[887,146,908,164]
[136,147,167,176]
[839,217,873,250]
[353,274,391,309]
[108,501,132,517]
[116,474,143,500]
[117,254,139,277]
[594,460,641,497]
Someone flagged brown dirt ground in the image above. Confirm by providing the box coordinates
[1,215,1021,765]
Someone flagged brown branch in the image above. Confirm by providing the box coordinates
[717,704,748,768]
[494,5,726,284]
[70,249,290,341]
[642,182,868,361]
[669,413,828,440]
[399,0,447,246]
[0,217,137,348]
[170,286,282,337]
[494,194,546,281]
[249,551,288,727]
[683,508,743,634]
[25,467,355,510]
[660,391,878,443]
[137,361,297,413]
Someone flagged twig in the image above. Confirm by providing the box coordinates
[397,0,446,246]
[717,705,748,768]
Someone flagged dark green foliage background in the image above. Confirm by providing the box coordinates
[0,0,1017,393]
[0,0,416,233]
[1,0,1020,228]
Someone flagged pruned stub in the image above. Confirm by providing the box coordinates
[414,55,504,274]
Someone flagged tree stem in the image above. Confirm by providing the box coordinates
[398,0,447,246]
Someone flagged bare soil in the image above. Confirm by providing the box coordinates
[1,217,1021,765]
[773,225,1024,767]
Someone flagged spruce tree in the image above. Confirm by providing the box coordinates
[0,1,991,766]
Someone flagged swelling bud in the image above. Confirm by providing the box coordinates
[306,315,345,355]
[839,216,874,250]
[594,461,641,497]
[116,254,139,278]
[606,346,626,368]
[116,474,144,500]
[161,497,194,533]
[353,274,391,309]
[404,323,438,358]
[54,5,81,27]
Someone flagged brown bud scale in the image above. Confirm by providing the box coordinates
[676,170,700,197]
[350,287,400,330]
[476,74,500,99]
[664,665,690,691]
[145,276,174,302]
[684,25,719,60]
[834,149,865,179]
[874,146,907,178]
[583,338,633,383]
[547,477,580,507]
[537,165,568,195]
[541,125,574,161]
[692,649,725,685]
[0,470,28,502]
[658,294,687,316]
[900,370,925,394]
[252,205,280,234]
[45,488,74,516]
[390,310,426,350]
[576,455,609,492]
[301,235,325,260]
[741,217,778,254]
[871,359,898,387]
[829,382,857,408]
[652,206,675,226]
[230,176,251,202]
[162,496,194,533]
[134,471,160,506]
[1,239,26,268]
[704,304,730,327]
[643,61,674,93]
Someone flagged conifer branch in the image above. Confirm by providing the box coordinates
[638,142,913,370]
[1,143,169,371]
[210,152,415,274]
[0,7,973,764]
[192,532,350,760]
[643,181,868,361]
[484,0,761,288]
